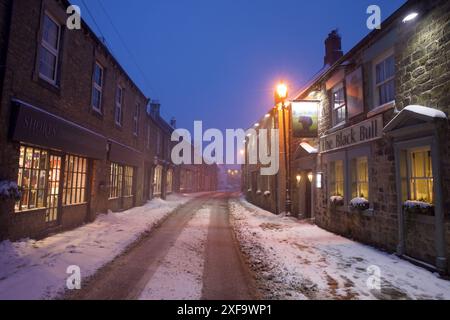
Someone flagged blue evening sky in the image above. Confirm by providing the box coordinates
[71,0,406,134]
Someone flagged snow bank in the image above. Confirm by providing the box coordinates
[0,194,192,300]
[230,197,450,300]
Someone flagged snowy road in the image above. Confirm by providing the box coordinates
[65,192,257,300]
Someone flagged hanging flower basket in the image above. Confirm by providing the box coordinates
[330,195,344,207]
[263,191,271,197]
[256,190,262,195]
[403,200,434,216]
[350,197,370,211]
[0,181,23,201]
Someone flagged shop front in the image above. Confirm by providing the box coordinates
[7,99,107,239]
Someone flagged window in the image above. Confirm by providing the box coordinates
[166,169,173,194]
[133,103,140,136]
[115,86,124,126]
[63,155,87,205]
[330,160,344,197]
[123,166,134,197]
[92,63,103,112]
[109,163,123,199]
[39,13,61,84]
[16,146,48,211]
[409,148,433,203]
[147,124,151,149]
[375,54,395,106]
[153,165,163,196]
[332,84,346,126]
[156,130,161,155]
[180,170,186,191]
[351,157,369,199]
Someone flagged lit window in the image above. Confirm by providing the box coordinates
[153,165,163,196]
[166,169,173,194]
[16,146,48,211]
[409,148,433,203]
[332,84,346,126]
[109,163,123,199]
[39,13,61,84]
[123,166,134,197]
[351,157,369,199]
[63,155,87,205]
[330,160,344,197]
[115,86,124,126]
[92,63,103,112]
[375,54,395,106]
[133,103,140,136]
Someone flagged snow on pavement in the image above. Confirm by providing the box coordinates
[139,207,210,300]
[230,197,450,300]
[0,194,194,300]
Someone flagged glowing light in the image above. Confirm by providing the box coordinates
[403,12,418,23]
[296,174,302,184]
[240,149,245,155]
[308,172,314,183]
[276,83,288,100]
[254,123,260,127]
[265,113,270,118]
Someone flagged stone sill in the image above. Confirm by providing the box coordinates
[367,101,396,118]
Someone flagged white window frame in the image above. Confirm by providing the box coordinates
[133,103,140,136]
[115,86,124,126]
[373,48,395,108]
[39,12,61,85]
[92,62,103,113]
[331,83,346,127]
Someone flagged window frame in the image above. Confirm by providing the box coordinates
[63,155,88,206]
[109,162,124,199]
[133,103,140,136]
[373,49,396,108]
[407,147,433,204]
[331,83,347,127]
[39,12,61,85]
[115,86,124,126]
[123,166,134,197]
[351,156,369,199]
[92,62,104,113]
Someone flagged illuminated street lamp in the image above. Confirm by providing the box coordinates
[275,82,292,215]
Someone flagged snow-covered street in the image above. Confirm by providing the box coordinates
[230,197,450,300]
[0,194,193,300]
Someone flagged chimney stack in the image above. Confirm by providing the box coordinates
[324,30,343,66]
[149,100,160,117]
[170,117,177,128]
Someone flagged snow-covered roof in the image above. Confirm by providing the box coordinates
[384,105,448,133]
[403,105,447,119]
[300,142,318,154]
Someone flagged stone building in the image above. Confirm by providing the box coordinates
[0,0,217,241]
[244,0,450,274]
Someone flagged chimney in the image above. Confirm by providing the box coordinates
[149,100,160,117]
[170,117,177,128]
[324,30,343,66]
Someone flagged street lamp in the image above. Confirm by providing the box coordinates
[275,82,292,215]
